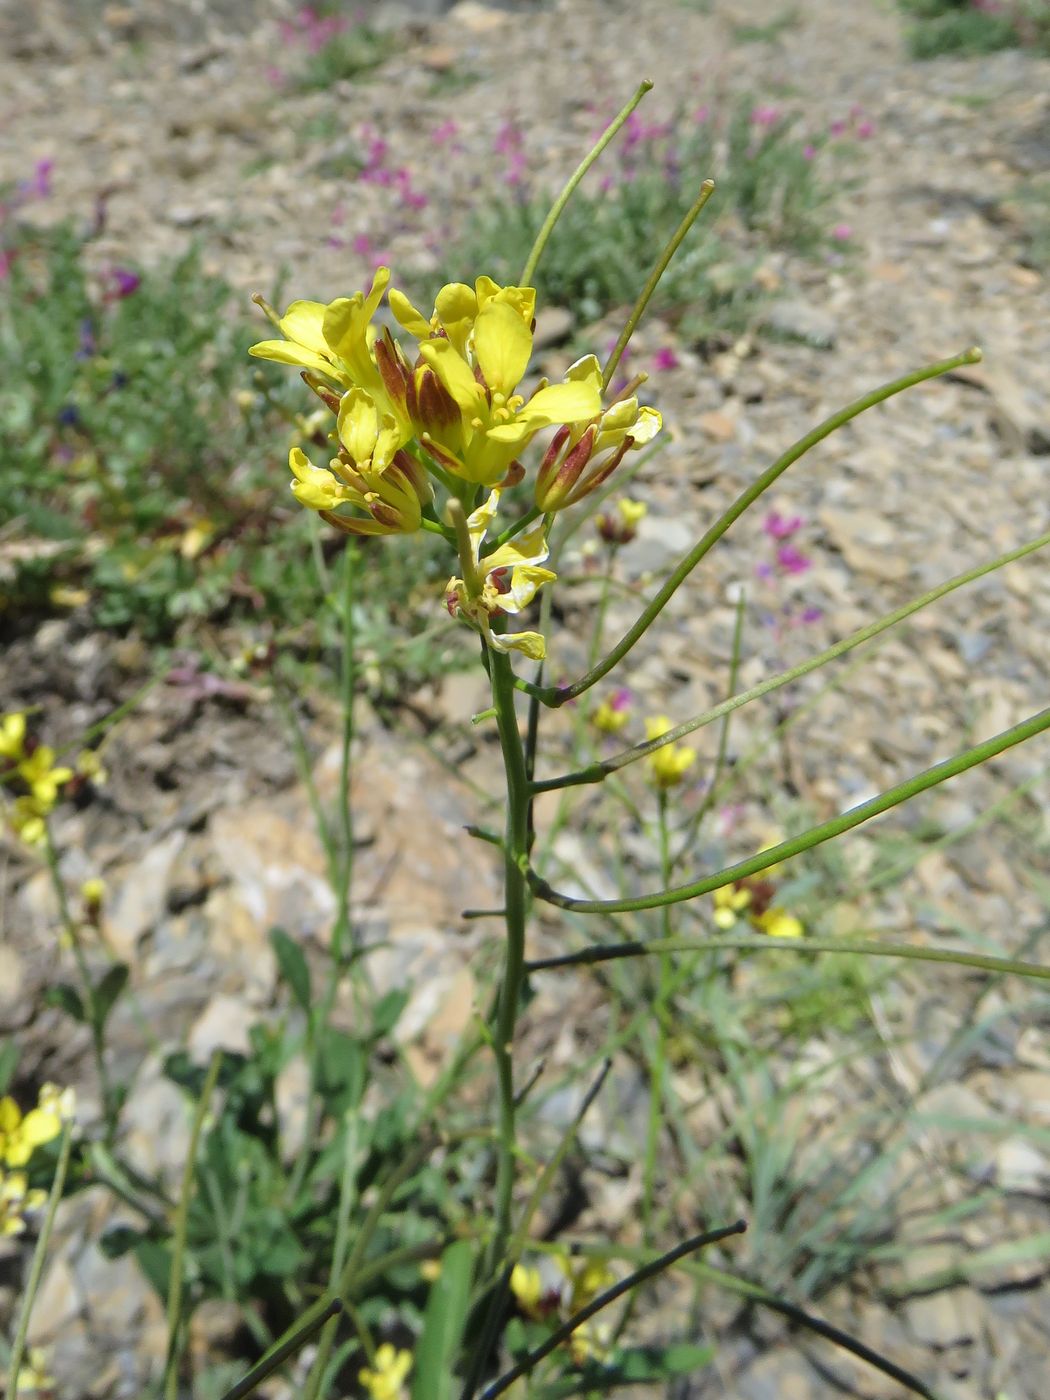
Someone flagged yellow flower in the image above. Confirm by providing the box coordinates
[445,489,556,659]
[0,711,27,765]
[754,907,804,938]
[644,716,696,790]
[0,1170,47,1237]
[9,1346,53,1396]
[713,883,752,930]
[616,498,648,530]
[249,268,393,399]
[359,1344,412,1400]
[510,1262,544,1316]
[592,690,631,735]
[17,747,72,808]
[559,1254,615,1313]
[75,749,108,786]
[389,278,603,486]
[8,795,49,848]
[535,362,661,511]
[0,1084,72,1172]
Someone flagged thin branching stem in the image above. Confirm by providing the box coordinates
[535,347,982,709]
[520,80,653,286]
[532,526,1050,793]
[603,180,716,391]
[486,648,533,1277]
[479,1221,747,1400]
[530,706,1050,912]
[526,932,1050,982]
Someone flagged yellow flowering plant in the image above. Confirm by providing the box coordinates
[228,78,1050,1398]
[17,78,1048,1400]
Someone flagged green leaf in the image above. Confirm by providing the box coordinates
[0,1040,18,1095]
[373,988,409,1037]
[93,963,129,1030]
[270,927,312,1012]
[134,1238,172,1301]
[410,1240,474,1400]
[44,983,86,1022]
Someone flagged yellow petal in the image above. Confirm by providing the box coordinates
[277,300,329,354]
[472,300,532,397]
[487,380,602,441]
[434,281,478,352]
[337,389,379,465]
[389,288,433,339]
[490,628,547,659]
[248,339,342,380]
[419,339,484,414]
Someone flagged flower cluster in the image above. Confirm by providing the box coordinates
[359,1343,412,1400]
[0,1083,74,1238]
[511,1251,616,1364]
[0,712,72,848]
[713,870,803,939]
[250,271,661,658]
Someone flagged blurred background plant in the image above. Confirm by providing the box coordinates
[897,0,1050,57]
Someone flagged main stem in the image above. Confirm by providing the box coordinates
[487,648,532,1275]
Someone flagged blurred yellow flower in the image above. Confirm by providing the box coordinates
[359,1343,412,1400]
[0,1170,47,1237]
[754,907,804,938]
[644,716,696,790]
[0,1090,63,1170]
[592,689,631,735]
[510,1261,543,1316]
[713,883,752,929]
[9,1346,54,1396]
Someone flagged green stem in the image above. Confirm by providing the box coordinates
[520,80,653,285]
[289,545,357,1200]
[5,1123,73,1400]
[642,793,674,1228]
[530,705,1050,912]
[43,827,118,1142]
[219,1301,344,1400]
[525,933,1050,983]
[537,347,982,708]
[603,180,716,392]
[483,506,543,557]
[486,648,533,1276]
[164,1051,223,1400]
[532,526,1050,793]
[679,590,746,853]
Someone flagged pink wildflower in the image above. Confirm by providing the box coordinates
[652,347,680,372]
[776,544,811,575]
[763,511,803,540]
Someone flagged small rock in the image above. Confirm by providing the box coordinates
[27,1257,81,1342]
[760,299,838,348]
[904,1286,984,1349]
[697,408,737,441]
[188,994,255,1060]
[107,831,187,958]
[532,305,574,350]
[995,1137,1050,1193]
